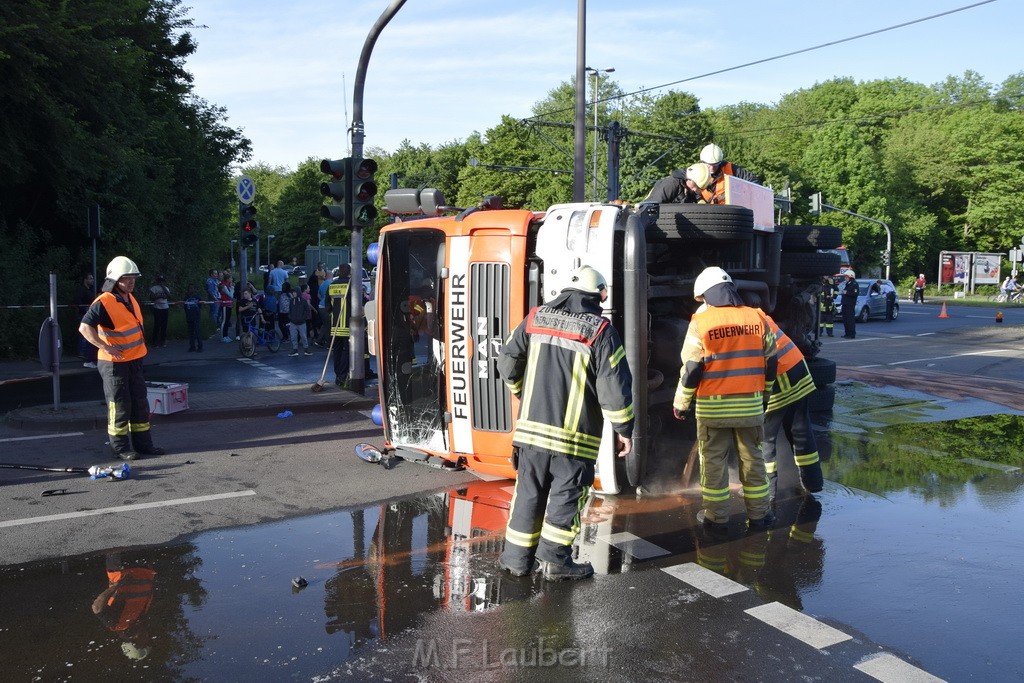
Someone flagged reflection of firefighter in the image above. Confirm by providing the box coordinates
[91,553,156,661]
[819,277,835,337]
[761,313,824,501]
[694,523,769,587]
[754,496,824,611]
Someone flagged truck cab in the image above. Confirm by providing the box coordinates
[366,178,838,494]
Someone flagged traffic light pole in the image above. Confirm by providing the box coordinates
[347,0,406,394]
[818,200,892,281]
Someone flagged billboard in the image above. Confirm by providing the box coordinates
[972,253,1001,284]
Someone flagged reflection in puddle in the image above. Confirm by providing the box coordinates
[2,389,1024,680]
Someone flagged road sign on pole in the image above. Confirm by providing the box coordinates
[235,175,256,205]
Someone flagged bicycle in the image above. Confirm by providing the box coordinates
[239,316,281,357]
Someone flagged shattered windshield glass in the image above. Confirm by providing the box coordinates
[380,229,447,451]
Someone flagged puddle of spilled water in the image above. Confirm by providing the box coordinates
[2,387,1024,681]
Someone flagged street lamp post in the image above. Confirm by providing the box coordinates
[230,239,238,270]
[267,234,275,268]
[585,66,614,202]
[318,229,328,248]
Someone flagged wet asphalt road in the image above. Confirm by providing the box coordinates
[2,301,1024,681]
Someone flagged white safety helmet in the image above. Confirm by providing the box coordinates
[699,143,724,165]
[121,642,151,661]
[693,266,733,299]
[106,256,142,280]
[565,265,607,295]
[686,163,712,190]
[846,270,856,278]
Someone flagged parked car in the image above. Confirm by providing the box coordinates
[836,278,900,322]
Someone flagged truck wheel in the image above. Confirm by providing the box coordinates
[648,204,753,241]
[780,252,840,277]
[781,225,843,250]
[807,384,836,413]
[805,357,836,388]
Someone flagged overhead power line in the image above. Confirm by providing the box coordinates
[526,0,999,122]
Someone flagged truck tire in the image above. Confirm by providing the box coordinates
[781,225,843,250]
[780,252,840,278]
[807,384,836,413]
[648,204,754,241]
[805,356,837,388]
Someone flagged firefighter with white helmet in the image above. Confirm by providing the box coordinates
[643,162,713,204]
[497,264,634,580]
[79,256,165,460]
[697,143,760,204]
[673,266,778,532]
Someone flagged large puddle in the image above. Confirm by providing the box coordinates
[2,384,1023,681]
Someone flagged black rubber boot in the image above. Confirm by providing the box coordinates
[799,463,824,493]
[542,559,594,581]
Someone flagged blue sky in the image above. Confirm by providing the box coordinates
[182,0,1021,171]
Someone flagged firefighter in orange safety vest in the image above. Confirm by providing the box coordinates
[497,265,634,581]
[673,266,778,532]
[697,143,761,204]
[79,256,165,461]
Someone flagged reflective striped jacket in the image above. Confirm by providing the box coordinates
[764,316,816,413]
[498,299,634,461]
[674,304,777,421]
[96,292,147,362]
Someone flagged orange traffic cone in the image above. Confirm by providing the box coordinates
[939,302,950,319]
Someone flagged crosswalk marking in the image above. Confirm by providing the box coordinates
[854,653,947,682]
[598,531,670,560]
[662,562,747,597]
[745,602,852,649]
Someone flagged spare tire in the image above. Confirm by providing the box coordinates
[805,356,837,388]
[780,252,841,278]
[781,225,843,250]
[648,204,754,241]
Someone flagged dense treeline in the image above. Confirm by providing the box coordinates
[0,0,249,356]
[2,0,1021,359]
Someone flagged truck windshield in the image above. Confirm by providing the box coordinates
[379,228,447,450]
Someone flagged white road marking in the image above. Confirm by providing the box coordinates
[745,602,852,649]
[599,531,670,560]
[0,490,256,528]
[853,653,947,682]
[916,332,936,336]
[237,357,303,384]
[0,432,84,443]
[885,348,1005,366]
[662,562,747,597]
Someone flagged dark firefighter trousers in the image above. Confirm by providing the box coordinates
[500,446,593,572]
[763,397,821,500]
[98,358,155,455]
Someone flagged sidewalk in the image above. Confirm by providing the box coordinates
[3,335,378,431]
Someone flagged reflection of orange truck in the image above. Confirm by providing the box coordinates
[365,178,840,493]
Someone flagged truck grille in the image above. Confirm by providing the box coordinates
[471,263,512,431]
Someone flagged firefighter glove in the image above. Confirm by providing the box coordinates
[672,407,686,421]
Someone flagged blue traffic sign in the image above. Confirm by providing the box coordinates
[236,175,256,205]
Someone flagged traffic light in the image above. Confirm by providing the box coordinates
[880,250,890,266]
[320,158,351,225]
[808,191,822,216]
[350,158,378,228]
[239,203,259,246]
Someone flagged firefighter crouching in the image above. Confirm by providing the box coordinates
[79,256,165,461]
[673,267,778,531]
[497,265,634,581]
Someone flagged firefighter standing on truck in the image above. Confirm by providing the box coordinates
[697,143,760,204]
[328,264,351,387]
[497,265,634,581]
[79,256,165,461]
[673,266,777,532]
